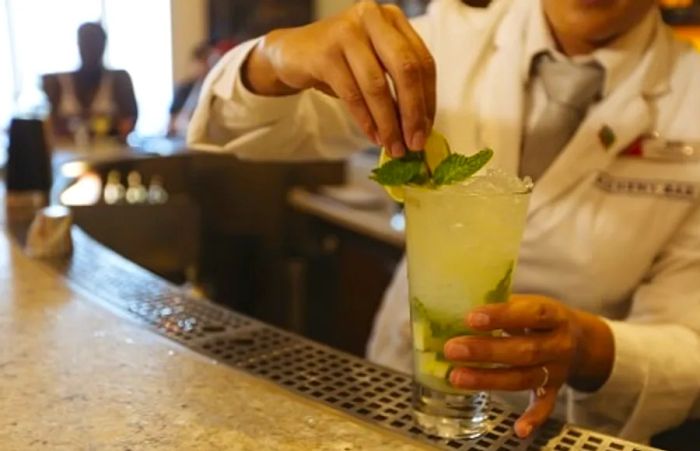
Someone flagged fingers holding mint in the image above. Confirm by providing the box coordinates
[371,130,494,202]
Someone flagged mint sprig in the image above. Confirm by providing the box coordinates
[432,149,494,186]
[412,297,470,339]
[485,261,514,304]
[371,148,493,189]
[370,152,426,186]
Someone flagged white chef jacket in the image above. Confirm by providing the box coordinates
[188,0,700,443]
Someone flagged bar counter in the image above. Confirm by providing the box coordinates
[0,185,661,451]
[0,198,424,450]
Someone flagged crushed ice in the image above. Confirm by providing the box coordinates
[452,168,533,194]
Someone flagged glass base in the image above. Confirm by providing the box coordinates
[412,382,490,439]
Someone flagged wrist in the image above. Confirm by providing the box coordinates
[568,310,614,392]
[241,34,299,97]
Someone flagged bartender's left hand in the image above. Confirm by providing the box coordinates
[443,295,614,439]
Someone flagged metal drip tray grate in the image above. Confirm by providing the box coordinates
[50,229,660,451]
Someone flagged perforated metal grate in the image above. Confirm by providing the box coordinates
[49,229,661,451]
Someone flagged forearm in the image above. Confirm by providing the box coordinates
[569,309,614,392]
[569,321,700,441]
[187,39,368,159]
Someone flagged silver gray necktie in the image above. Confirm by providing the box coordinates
[519,54,605,181]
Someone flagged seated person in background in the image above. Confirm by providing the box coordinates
[43,22,137,143]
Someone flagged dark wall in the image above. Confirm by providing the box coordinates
[208,0,492,41]
[662,1,700,26]
[379,0,490,17]
[209,0,313,42]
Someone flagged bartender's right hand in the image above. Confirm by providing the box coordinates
[242,0,436,158]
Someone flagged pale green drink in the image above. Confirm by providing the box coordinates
[404,171,531,438]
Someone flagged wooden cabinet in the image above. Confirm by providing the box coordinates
[288,201,403,357]
[66,153,345,329]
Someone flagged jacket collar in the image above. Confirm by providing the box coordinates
[485,1,675,215]
[528,14,676,214]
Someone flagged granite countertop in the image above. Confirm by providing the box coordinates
[0,202,426,450]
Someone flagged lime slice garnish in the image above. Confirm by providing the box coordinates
[423,130,451,174]
[377,130,452,202]
[377,147,406,202]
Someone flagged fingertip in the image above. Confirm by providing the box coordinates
[468,312,490,328]
[443,339,455,357]
[373,131,382,146]
[391,142,406,158]
[514,421,533,439]
[409,130,426,151]
[448,368,473,388]
[448,369,459,386]
[443,339,467,360]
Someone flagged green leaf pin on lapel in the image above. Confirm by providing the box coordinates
[598,125,616,150]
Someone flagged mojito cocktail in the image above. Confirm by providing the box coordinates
[404,172,531,438]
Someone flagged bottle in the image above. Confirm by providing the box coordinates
[147,175,169,204]
[103,170,126,205]
[125,171,147,204]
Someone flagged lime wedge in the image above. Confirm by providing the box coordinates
[377,148,405,202]
[377,130,451,203]
[423,130,451,174]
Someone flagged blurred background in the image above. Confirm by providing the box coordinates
[1,0,698,162]
[1,0,699,358]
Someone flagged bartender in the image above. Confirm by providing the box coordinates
[188,0,700,443]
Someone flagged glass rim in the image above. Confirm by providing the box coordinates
[403,182,533,198]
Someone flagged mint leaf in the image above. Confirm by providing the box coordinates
[412,297,471,339]
[485,261,514,304]
[411,297,429,319]
[431,319,471,341]
[432,149,493,186]
[410,163,430,185]
[370,152,426,186]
